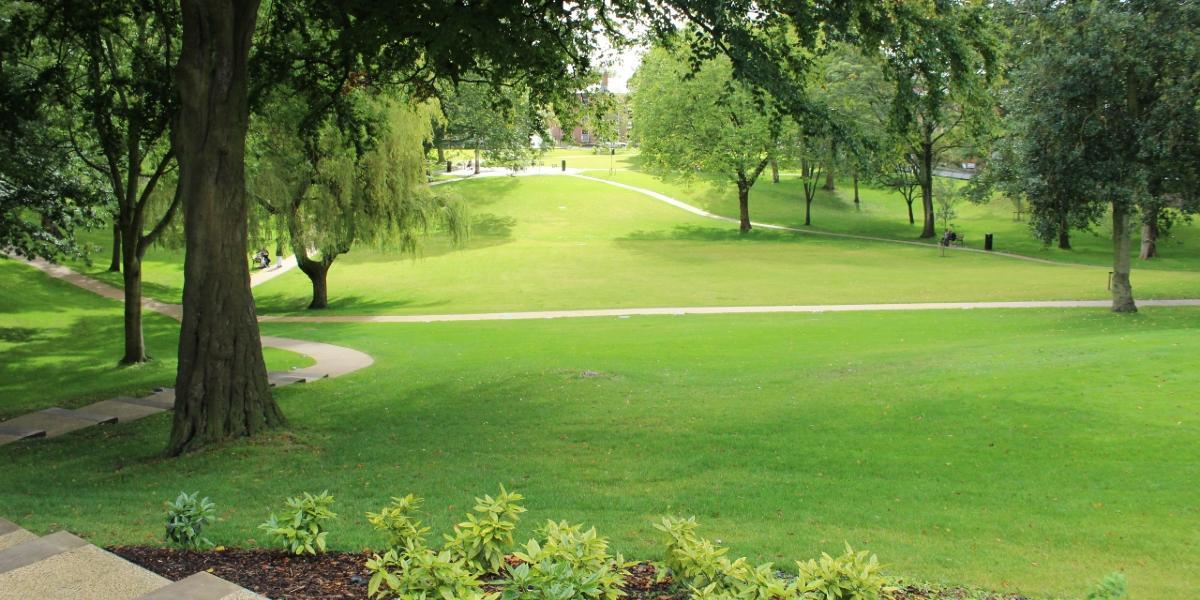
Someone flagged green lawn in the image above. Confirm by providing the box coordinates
[0,259,311,420]
[584,168,1200,272]
[1,308,1197,598]
[250,175,1200,315]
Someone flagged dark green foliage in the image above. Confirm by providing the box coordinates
[164,491,217,550]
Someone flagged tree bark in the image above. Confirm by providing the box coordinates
[293,242,335,310]
[919,139,935,238]
[436,144,445,163]
[737,183,752,233]
[1138,208,1158,259]
[823,140,836,190]
[852,170,860,208]
[169,0,283,456]
[1057,217,1071,250]
[770,158,779,183]
[473,143,481,175]
[109,224,122,272]
[120,238,146,364]
[1111,201,1137,313]
[906,199,915,225]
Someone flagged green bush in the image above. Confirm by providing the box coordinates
[1085,572,1128,600]
[794,545,890,600]
[365,545,495,600]
[443,484,526,574]
[367,494,431,550]
[258,490,337,555]
[503,520,627,600]
[164,491,216,550]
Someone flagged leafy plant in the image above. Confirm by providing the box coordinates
[794,544,891,600]
[444,484,526,573]
[1085,572,1128,600]
[504,520,627,599]
[258,490,337,555]
[655,516,792,598]
[164,491,217,550]
[365,544,496,600]
[367,494,431,550]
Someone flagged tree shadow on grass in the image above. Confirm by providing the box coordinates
[0,314,177,420]
[617,225,814,244]
[253,292,454,316]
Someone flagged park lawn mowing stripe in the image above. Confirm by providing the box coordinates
[1,308,1196,599]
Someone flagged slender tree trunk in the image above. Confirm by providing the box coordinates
[1057,218,1071,250]
[1138,208,1158,259]
[852,170,860,208]
[823,140,836,190]
[120,237,146,364]
[109,224,122,272]
[770,158,779,183]
[436,144,445,163]
[737,183,751,233]
[473,143,481,175]
[906,199,915,225]
[919,141,935,238]
[169,0,283,456]
[805,193,813,226]
[1111,202,1137,313]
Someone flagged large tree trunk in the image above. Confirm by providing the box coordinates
[120,240,146,364]
[770,158,779,183]
[737,183,751,233]
[109,224,122,272]
[436,145,445,163]
[919,141,935,238]
[1138,208,1159,259]
[169,0,283,456]
[1057,217,1071,250]
[1111,202,1137,313]
[295,247,334,309]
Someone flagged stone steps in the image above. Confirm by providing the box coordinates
[0,519,263,600]
[0,370,326,447]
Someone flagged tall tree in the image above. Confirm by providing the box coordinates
[632,43,782,233]
[440,82,547,175]
[249,91,466,309]
[3,0,182,364]
[879,1,999,238]
[1001,0,1200,312]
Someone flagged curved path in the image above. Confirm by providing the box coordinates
[0,255,372,446]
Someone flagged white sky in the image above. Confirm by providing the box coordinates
[602,45,644,93]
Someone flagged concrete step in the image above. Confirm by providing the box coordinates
[79,399,168,423]
[0,532,167,599]
[0,425,46,447]
[136,571,264,600]
[0,409,113,439]
[0,519,36,551]
[267,372,308,388]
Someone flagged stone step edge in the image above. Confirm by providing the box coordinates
[0,531,89,575]
[0,426,46,441]
[135,570,260,600]
[39,407,118,424]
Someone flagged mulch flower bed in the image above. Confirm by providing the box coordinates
[108,546,685,599]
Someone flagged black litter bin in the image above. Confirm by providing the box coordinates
[984,233,994,251]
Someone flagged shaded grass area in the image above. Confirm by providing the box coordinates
[587,169,1200,272]
[1,308,1196,598]
[251,176,1200,315]
[0,260,312,420]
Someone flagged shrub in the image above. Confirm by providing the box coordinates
[443,484,526,573]
[794,545,891,600]
[1085,572,1128,600]
[164,491,217,550]
[367,494,431,550]
[365,544,495,600]
[504,520,627,599]
[258,490,337,555]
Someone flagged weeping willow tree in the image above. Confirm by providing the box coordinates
[250,92,467,309]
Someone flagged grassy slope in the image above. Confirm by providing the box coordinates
[251,176,1200,315]
[0,308,1196,598]
[0,259,312,420]
[587,169,1200,272]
